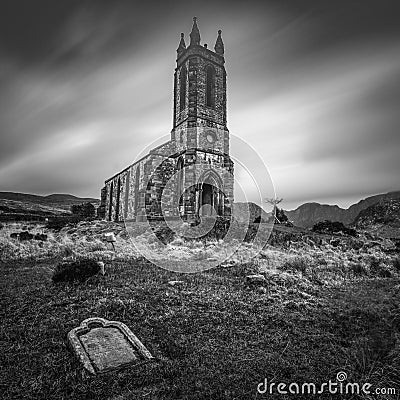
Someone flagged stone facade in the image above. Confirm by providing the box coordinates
[100,18,234,222]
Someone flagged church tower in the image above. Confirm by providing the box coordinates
[172,17,229,154]
[171,17,233,219]
[101,18,234,223]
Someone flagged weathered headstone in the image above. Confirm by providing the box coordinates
[68,317,153,374]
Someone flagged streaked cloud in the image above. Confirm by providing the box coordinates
[0,0,399,210]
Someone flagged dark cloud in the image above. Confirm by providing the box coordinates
[0,0,399,208]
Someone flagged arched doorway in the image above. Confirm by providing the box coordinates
[198,171,224,217]
[200,183,217,216]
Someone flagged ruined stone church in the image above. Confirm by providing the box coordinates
[99,18,234,222]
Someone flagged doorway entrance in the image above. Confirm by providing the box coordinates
[200,183,216,216]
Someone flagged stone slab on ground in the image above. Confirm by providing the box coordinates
[68,317,154,374]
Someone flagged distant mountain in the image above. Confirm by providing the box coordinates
[353,198,400,238]
[0,192,98,205]
[0,192,99,222]
[233,202,270,223]
[284,191,400,228]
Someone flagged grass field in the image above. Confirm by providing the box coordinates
[1,222,400,399]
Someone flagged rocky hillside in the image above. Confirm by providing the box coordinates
[232,202,270,223]
[285,191,400,228]
[353,198,400,238]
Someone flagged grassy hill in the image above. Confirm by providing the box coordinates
[0,192,99,222]
[1,220,399,399]
[0,192,99,207]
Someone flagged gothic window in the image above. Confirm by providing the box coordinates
[179,66,187,112]
[206,65,216,107]
[115,177,121,222]
[134,166,140,215]
[177,157,184,211]
[124,170,130,220]
[108,182,113,221]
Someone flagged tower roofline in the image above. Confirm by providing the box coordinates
[176,18,225,66]
[176,44,225,68]
[189,16,201,46]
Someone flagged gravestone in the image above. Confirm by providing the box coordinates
[68,317,153,374]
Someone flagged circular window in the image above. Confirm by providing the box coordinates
[205,131,216,144]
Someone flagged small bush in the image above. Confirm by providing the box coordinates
[52,259,101,283]
[19,231,34,241]
[34,233,48,241]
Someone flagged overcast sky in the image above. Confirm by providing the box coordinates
[0,0,399,210]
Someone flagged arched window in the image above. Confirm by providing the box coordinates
[115,177,121,222]
[179,66,187,112]
[124,170,130,220]
[108,182,113,221]
[134,166,140,216]
[177,157,184,212]
[206,65,215,107]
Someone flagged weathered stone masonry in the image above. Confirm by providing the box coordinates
[99,18,234,222]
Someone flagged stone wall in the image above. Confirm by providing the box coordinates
[103,145,234,223]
